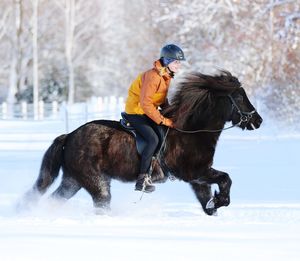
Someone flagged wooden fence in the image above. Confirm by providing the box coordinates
[0,96,125,121]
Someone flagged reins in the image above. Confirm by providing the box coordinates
[174,121,241,134]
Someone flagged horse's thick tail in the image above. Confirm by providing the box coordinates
[19,134,67,209]
[33,134,67,194]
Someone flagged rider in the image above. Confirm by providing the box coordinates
[124,44,185,193]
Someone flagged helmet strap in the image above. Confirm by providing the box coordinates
[167,66,175,78]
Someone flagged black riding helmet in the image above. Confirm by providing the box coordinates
[160,44,186,61]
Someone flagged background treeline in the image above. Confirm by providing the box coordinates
[0,0,299,126]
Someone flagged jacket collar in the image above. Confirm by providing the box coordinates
[153,60,172,79]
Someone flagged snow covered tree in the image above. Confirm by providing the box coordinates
[260,0,300,128]
[31,0,39,119]
[52,0,101,103]
[6,0,33,105]
[0,1,10,101]
[150,0,300,128]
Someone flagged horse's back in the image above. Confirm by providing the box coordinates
[86,119,127,132]
[68,119,132,141]
[63,119,140,181]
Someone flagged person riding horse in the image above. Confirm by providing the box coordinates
[22,67,263,215]
[124,44,185,193]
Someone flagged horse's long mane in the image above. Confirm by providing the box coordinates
[164,70,241,129]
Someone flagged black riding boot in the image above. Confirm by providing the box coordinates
[135,173,155,193]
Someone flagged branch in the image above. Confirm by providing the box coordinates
[0,7,11,40]
[74,37,95,65]
[53,0,65,10]
[285,12,300,34]
[285,12,300,24]
[262,0,295,14]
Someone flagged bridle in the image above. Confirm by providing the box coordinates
[227,94,256,124]
[174,94,256,134]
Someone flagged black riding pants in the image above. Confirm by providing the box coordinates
[125,114,163,174]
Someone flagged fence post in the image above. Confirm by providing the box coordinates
[38,100,44,120]
[103,96,109,114]
[21,101,27,119]
[97,97,103,113]
[52,101,58,119]
[64,103,69,133]
[118,97,124,112]
[1,102,7,119]
[84,102,88,122]
[109,96,117,112]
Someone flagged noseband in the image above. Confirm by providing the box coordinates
[227,94,256,124]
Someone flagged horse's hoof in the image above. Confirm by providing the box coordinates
[205,197,219,216]
[212,209,218,216]
[205,207,218,216]
[94,208,110,215]
[94,205,111,215]
[209,209,218,216]
[206,197,215,210]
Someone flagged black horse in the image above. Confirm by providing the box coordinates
[23,71,262,215]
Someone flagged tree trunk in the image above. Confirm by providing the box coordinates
[7,0,23,107]
[7,53,17,117]
[32,0,39,119]
[65,0,75,104]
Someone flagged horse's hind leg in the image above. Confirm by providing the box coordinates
[51,174,81,201]
[81,173,112,213]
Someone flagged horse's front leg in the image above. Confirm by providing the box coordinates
[204,168,232,210]
[190,182,217,216]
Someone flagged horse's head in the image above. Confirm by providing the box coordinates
[164,70,263,131]
[228,87,263,130]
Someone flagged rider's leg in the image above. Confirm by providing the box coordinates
[126,114,159,193]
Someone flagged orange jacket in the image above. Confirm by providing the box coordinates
[125,60,171,124]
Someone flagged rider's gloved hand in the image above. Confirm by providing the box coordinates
[162,117,174,128]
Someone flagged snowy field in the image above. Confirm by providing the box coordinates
[0,117,300,261]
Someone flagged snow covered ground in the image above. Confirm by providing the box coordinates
[0,117,300,261]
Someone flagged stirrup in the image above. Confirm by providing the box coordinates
[135,174,155,193]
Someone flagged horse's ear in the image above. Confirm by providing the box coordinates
[217,70,241,89]
[219,70,232,77]
[229,75,241,86]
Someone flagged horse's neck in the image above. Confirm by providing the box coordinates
[170,118,226,151]
[182,117,226,135]
[170,128,222,147]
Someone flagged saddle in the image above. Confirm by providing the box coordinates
[120,112,148,155]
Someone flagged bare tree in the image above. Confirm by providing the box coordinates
[0,2,11,100]
[7,0,21,106]
[0,4,10,40]
[5,0,33,106]
[52,0,100,103]
[65,0,75,104]
[31,0,39,119]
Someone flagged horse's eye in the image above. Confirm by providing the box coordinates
[236,96,243,103]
